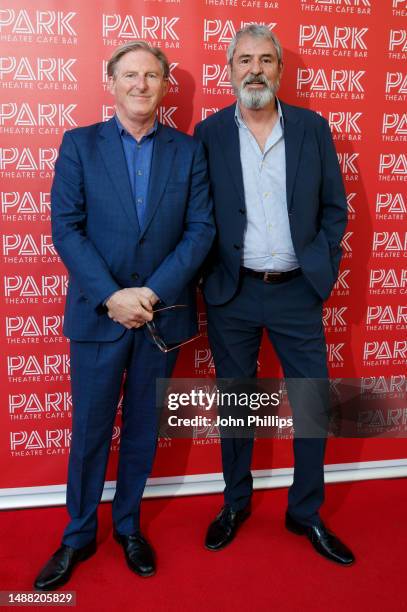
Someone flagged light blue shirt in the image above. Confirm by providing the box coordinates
[235,100,299,272]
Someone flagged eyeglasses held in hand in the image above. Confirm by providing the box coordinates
[145,304,201,353]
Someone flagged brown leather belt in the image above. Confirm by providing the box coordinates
[240,267,302,284]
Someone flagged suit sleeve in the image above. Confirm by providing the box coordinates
[318,117,348,259]
[144,141,215,305]
[51,131,121,309]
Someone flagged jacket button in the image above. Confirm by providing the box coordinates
[238,209,245,215]
[131,272,139,280]
[139,238,145,245]
[233,244,241,250]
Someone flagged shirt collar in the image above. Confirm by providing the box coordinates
[235,98,284,131]
[114,114,158,140]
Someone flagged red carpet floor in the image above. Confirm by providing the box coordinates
[1,478,406,612]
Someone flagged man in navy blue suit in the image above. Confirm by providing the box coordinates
[34,41,214,590]
[194,25,354,565]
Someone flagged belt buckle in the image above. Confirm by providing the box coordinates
[263,271,281,284]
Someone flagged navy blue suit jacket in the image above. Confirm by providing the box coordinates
[51,118,215,342]
[194,101,347,303]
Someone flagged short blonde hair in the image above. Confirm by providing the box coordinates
[107,41,170,79]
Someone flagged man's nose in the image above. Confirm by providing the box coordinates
[251,59,263,74]
[134,74,148,90]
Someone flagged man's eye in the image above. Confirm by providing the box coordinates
[147,73,157,79]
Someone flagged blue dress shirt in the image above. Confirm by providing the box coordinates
[114,114,157,228]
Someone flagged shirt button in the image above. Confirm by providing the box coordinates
[137,198,143,204]
[264,192,269,198]
[137,170,143,176]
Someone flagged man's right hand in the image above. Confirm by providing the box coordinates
[106,288,154,329]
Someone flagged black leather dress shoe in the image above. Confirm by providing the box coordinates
[285,512,355,565]
[113,530,155,577]
[205,504,251,551]
[34,540,97,591]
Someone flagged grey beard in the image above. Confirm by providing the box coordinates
[234,77,280,110]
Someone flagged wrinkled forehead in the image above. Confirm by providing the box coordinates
[233,35,279,62]
[115,49,164,75]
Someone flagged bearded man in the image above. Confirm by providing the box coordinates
[194,24,354,565]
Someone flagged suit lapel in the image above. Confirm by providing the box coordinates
[217,105,245,206]
[280,101,305,211]
[140,124,175,238]
[97,118,140,233]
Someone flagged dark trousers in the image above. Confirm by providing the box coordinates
[206,273,328,527]
[63,329,177,548]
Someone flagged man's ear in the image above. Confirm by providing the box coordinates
[107,75,115,95]
[278,61,284,78]
[227,63,232,84]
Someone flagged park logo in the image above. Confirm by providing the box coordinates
[300,0,371,15]
[369,268,407,295]
[379,154,407,182]
[7,353,70,382]
[382,112,407,142]
[347,193,357,220]
[366,305,407,331]
[6,315,64,342]
[2,233,60,265]
[299,25,368,58]
[10,428,72,455]
[296,68,366,101]
[194,348,215,375]
[3,274,67,303]
[332,269,350,297]
[372,232,407,258]
[102,14,180,47]
[328,112,362,142]
[1,192,50,223]
[363,340,407,366]
[9,392,72,421]
[338,152,359,181]
[0,103,77,137]
[0,56,78,92]
[388,29,407,60]
[203,19,276,50]
[375,193,406,220]
[0,8,77,44]
[323,306,348,333]
[0,146,57,180]
[385,72,407,101]
[327,343,345,368]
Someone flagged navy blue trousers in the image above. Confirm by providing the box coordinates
[206,273,328,527]
[63,329,177,548]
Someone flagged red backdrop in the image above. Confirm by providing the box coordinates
[1,0,406,495]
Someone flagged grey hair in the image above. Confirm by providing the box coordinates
[107,41,170,79]
[227,25,283,65]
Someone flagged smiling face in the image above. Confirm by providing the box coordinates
[108,49,168,126]
[228,34,283,110]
